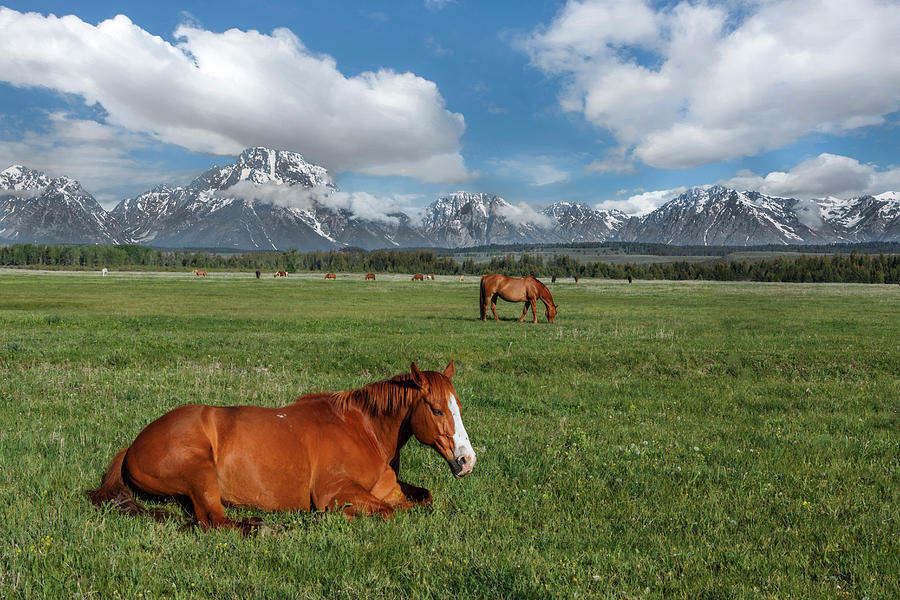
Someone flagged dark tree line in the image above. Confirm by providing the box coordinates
[0,244,462,275]
[445,240,900,258]
[2,243,899,283]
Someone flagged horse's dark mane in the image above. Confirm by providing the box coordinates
[329,371,452,416]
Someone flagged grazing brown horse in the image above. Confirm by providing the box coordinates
[412,273,424,281]
[255,270,261,279]
[480,274,558,323]
[427,274,435,281]
[193,270,207,277]
[274,271,287,278]
[574,275,579,283]
[87,362,475,533]
[365,273,376,280]
[325,273,336,280]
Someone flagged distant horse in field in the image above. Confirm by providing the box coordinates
[459,276,465,282]
[255,270,261,279]
[551,275,556,283]
[427,274,435,281]
[574,275,579,283]
[87,362,475,533]
[325,273,336,280]
[412,273,424,281]
[365,273,376,281]
[627,275,632,283]
[274,271,287,278]
[194,270,207,277]
[480,274,557,323]
[101,268,108,277]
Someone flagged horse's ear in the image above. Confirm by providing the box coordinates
[443,359,455,378]
[410,362,428,390]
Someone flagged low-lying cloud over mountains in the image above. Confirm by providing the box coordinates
[2,148,899,250]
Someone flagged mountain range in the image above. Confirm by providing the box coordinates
[2,147,899,250]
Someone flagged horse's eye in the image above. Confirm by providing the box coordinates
[431,408,444,416]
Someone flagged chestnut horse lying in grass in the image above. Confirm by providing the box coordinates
[87,362,475,534]
[480,273,558,323]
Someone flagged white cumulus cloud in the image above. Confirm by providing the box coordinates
[214,181,420,224]
[0,8,470,183]
[0,112,194,207]
[721,153,900,199]
[522,0,900,169]
[496,201,554,227]
[596,187,688,216]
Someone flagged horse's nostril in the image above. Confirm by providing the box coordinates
[457,456,467,465]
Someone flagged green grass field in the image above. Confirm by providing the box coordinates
[447,248,839,266]
[1,270,897,599]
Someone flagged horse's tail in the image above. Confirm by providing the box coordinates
[479,278,486,320]
[86,448,175,523]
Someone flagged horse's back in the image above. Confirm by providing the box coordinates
[483,273,528,300]
[123,397,391,511]
[128,404,290,508]
[480,273,506,292]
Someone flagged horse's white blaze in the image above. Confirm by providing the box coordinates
[448,394,475,468]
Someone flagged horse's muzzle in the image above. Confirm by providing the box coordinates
[449,450,475,478]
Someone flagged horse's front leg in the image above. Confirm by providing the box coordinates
[491,294,501,322]
[370,469,430,510]
[530,298,538,323]
[315,481,397,519]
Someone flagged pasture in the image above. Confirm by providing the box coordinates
[0,270,897,599]
[445,247,839,266]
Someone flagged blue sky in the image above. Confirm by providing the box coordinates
[1,0,899,216]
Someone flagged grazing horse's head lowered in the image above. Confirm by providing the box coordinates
[480,274,558,324]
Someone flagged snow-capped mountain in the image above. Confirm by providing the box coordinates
[0,165,119,244]
[419,192,556,247]
[3,149,900,250]
[110,147,437,251]
[110,184,187,244]
[542,201,629,242]
[0,165,51,191]
[812,192,900,242]
[618,186,832,245]
[112,147,341,250]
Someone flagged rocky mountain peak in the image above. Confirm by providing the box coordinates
[1,165,51,192]
[221,147,332,189]
[0,166,118,245]
[3,148,900,249]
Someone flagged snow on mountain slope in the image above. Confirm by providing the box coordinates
[0,166,119,244]
[4,151,900,249]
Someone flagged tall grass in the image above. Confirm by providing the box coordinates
[0,271,897,599]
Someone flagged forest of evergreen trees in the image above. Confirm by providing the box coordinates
[1,243,899,284]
